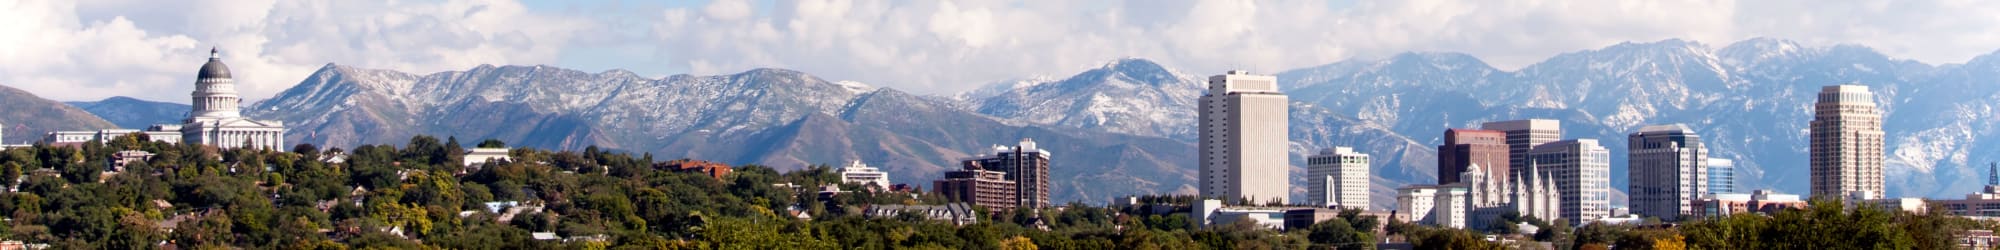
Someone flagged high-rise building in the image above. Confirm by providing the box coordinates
[1482,119,1561,180]
[1199,70,1290,204]
[1811,84,1885,200]
[1439,129,1510,185]
[961,138,1051,209]
[1707,158,1736,194]
[1307,147,1370,209]
[1627,124,1708,221]
[1528,139,1612,222]
[934,163,1019,211]
[839,161,892,188]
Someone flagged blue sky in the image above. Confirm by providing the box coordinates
[6,0,2000,103]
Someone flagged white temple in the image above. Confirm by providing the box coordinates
[1460,163,1561,229]
[45,48,285,149]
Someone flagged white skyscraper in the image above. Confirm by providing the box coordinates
[1528,139,1612,222]
[1628,124,1707,221]
[1811,84,1885,200]
[1308,147,1370,209]
[1199,70,1289,204]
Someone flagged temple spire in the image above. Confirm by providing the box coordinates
[210,47,219,59]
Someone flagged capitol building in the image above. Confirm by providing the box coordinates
[46,48,286,149]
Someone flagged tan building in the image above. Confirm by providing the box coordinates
[961,138,1050,209]
[1810,84,1885,200]
[1937,164,2000,218]
[934,163,1019,211]
[1199,70,1290,204]
[1482,119,1561,180]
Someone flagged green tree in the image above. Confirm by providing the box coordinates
[1304,218,1373,250]
[476,139,506,149]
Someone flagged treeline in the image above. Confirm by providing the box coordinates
[3,134,1978,249]
[0,135,1381,249]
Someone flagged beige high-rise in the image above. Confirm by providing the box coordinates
[1810,85,1885,200]
[1483,119,1561,180]
[1199,71,1289,204]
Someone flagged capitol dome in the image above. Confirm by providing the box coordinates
[198,48,231,79]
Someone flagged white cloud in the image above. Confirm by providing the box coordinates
[7,0,2000,103]
[0,0,590,103]
[646,0,2000,95]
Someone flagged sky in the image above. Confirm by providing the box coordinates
[5,0,2000,104]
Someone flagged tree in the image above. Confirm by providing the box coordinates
[1305,218,1373,250]
[477,139,506,149]
[1405,226,1504,250]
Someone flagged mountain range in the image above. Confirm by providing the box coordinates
[0,86,117,144]
[18,37,2000,205]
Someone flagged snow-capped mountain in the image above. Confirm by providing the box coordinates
[61,37,2000,202]
[242,63,1201,203]
[969,58,1205,139]
[964,58,1440,208]
[1280,38,2000,198]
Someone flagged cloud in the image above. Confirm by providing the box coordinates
[0,0,590,103]
[7,0,2000,103]
[647,0,2000,94]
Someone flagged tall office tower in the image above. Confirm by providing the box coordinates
[1810,85,1885,200]
[1482,119,1562,180]
[1628,124,1708,221]
[1307,147,1370,209]
[962,138,1052,209]
[1528,139,1612,222]
[1199,70,1290,204]
[1439,129,1510,185]
[1707,158,1736,194]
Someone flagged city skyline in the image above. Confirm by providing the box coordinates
[7,1,2000,248]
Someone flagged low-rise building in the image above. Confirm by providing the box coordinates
[1191,199,1287,230]
[864,203,979,226]
[109,150,154,172]
[1692,190,1807,219]
[1961,230,2000,249]
[1938,164,2000,217]
[839,160,891,188]
[463,147,510,167]
[1283,208,1341,231]
[658,159,732,180]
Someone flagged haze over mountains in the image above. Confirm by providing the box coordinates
[22,38,2000,205]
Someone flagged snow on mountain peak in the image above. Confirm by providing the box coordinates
[835,80,877,94]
